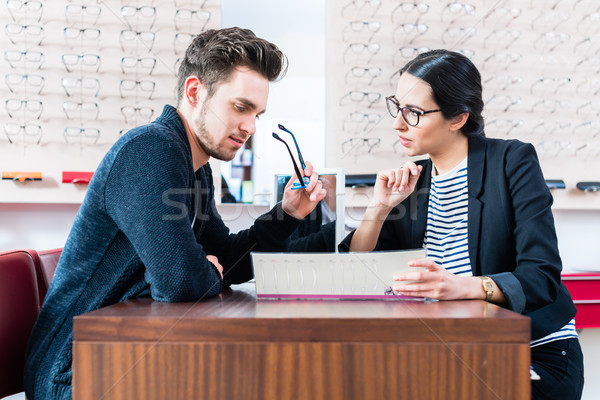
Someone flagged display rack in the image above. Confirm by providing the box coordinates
[327,0,600,209]
[0,0,221,203]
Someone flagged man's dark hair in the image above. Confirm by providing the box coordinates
[176,27,288,105]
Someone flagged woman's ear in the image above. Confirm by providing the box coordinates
[449,112,469,132]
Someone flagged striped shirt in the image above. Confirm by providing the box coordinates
[424,157,577,346]
[424,157,471,276]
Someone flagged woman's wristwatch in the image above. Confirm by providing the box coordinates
[479,276,494,301]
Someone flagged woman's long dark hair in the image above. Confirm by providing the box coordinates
[400,49,485,137]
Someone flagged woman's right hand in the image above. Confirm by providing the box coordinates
[373,161,423,209]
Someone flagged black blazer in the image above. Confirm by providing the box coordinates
[340,135,576,340]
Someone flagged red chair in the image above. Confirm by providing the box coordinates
[34,248,62,304]
[0,250,42,399]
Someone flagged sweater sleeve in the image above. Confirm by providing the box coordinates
[489,141,562,314]
[105,132,222,302]
[199,199,302,286]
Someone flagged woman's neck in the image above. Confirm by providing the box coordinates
[430,134,469,175]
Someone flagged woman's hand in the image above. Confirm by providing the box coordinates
[373,161,422,210]
[392,258,483,300]
[281,161,327,220]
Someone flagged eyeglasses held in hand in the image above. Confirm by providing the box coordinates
[272,124,309,190]
[385,95,441,127]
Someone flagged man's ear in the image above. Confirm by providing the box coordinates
[184,76,206,106]
[449,112,469,132]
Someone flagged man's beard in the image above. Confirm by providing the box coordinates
[194,101,239,162]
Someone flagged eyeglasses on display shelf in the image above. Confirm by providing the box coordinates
[121,106,154,124]
[576,101,600,117]
[174,9,211,31]
[486,119,523,136]
[4,50,44,69]
[531,10,570,30]
[5,73,45,95]
[531,99,571,115]
[341,0,382,18]
[482,7,521,27]
[575,56,600,74]
[486,94,522,112]
[441,2,476,24]
[482,52,521,70]
[441,26,477,46]
[392,23,429,45]
[339,90,381,108]
[119,79,156,100]
[345,66,381,85]
[174,0,209,8]
[7,0,43,23]
[483,29,521,50]
[392,46,430,67]
[61,76,100,98]
[120,29,156,52]
[5,99,43,119]
[4,122,42,145]
[341,137,381,155]
[573,120,600,137]
[342,112,382,133]
[536,139,572,158]
[5,23,44,45]
[342,42,381,64]
[530,77,571,96]
[577,12,600,35]
[63,27,101,48]
[62,53,101,73]
[65,4,101,25]
[455,49,475,59]
[63,127,100,145]
[385,95,441,127]
[174,32,194,54]
[574,36,600,56]
[484,74,522,91]
[391,2,429,24]
[122,5,157,30]
[120,56,157,75]
[343,20,381,42]
[576,78,600,96]
[533,32,570,52]
[531,121,571,136]
[62,101,99,120]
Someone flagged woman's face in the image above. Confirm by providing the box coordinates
[392,73,458,158]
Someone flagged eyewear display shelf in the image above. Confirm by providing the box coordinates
[327,0,600,209]
[0,0,221,204]
[73,283,530,400]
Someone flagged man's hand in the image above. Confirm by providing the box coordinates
[206,255,223,278]
[281,161,327,220]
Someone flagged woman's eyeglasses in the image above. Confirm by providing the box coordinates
[385,95,441,127]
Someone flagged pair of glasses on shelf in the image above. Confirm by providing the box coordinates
[272,124,309,190]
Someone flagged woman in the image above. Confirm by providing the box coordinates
[340,49,584,399]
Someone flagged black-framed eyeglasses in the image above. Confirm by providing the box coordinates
[385,95,441,127]
[272,124,309,190]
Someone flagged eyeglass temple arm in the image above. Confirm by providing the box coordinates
[278,124,306,170]
[272,132,307,187]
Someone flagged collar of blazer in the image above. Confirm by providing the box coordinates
[467,135,487,199]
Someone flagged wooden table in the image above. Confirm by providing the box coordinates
[73,283,530,400]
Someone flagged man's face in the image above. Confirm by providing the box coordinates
[190,67,269,161]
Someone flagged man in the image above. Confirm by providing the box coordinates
[24,27,326,399]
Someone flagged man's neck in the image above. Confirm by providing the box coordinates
[177,108,209,170]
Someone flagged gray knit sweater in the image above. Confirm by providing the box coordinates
[24,105,301,399]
